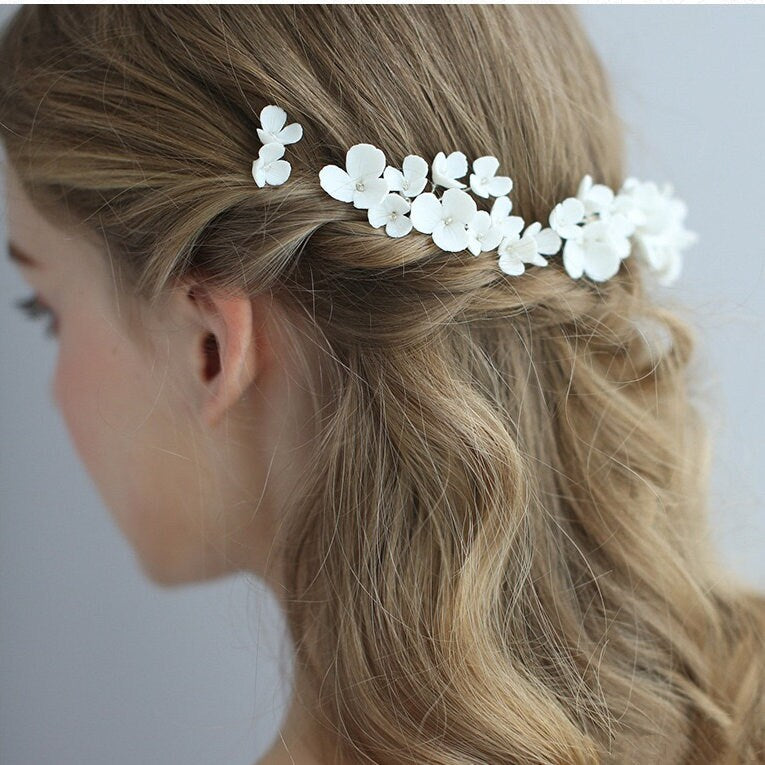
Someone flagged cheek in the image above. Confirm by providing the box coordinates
[50,317,217,584]
[52,322,150,516]
[52,322,173,547]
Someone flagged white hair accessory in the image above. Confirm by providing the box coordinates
[252,103,698,286]
[251,105,303,188]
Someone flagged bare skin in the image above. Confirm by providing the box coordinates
[4,162,333,765]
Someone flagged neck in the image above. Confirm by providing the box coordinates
[255,671,341,765]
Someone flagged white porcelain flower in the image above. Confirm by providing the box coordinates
[410,187,477,252]
[576,174,615,218]
[497,236,535,277]
[549,197,586,240]
[496,221,561,276]
[319,143,389,210]
[256,104,303,146]
[611,178,697,286]
[489,196,525,239]
[465,196,526,257]
[633,227,696,286]
[466,210,504,256]
[528,221,563,257]
[368,193,413,238]
[431,151,468,190]
[561,215,634,282]
[469,156,513,199]
[383,155,429,198]
[251,142,291,187]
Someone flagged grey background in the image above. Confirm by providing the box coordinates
[1,5,763,764]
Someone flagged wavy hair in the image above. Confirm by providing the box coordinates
[1,6,763,763]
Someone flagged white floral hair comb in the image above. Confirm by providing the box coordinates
[252,104,698,285]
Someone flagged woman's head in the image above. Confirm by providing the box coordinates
[1,3,626,579]
[3,6,764,764]
[4,159,319,588]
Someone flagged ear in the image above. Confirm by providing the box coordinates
[182,281,262,429]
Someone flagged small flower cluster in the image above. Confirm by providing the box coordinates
[249,104,698,286]
[251,105,304,188]
[318,143,698,285]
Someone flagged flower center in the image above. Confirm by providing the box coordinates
[480,177,487,185]
[444,216,453,225]
[402,180,410,190]
[390,212,398,220]
[355,181,365,191]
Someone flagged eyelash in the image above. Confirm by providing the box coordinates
[15,293,59,338]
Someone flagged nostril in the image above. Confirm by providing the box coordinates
[202,333,220,381]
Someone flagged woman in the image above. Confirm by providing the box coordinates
[2,6,764,764]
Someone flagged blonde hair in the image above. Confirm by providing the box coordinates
[1,6,764,763]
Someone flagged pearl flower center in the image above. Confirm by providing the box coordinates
[355,181,365,191]
[402,180,410,190]
[444,216,453,225]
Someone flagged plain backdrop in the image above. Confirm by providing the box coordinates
[1,5,763,765]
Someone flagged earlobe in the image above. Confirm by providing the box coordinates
[186,284,261,429]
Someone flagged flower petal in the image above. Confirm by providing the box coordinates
[402,154,428,179]
[656,250,682,286]
[441,187,477,223]
[387,193,411,214]
[606,212,635,240]
[583,244,621,282]
[277,122,303,145]
[525,250,549,268]
[258,142,285,161]
[385,215,413,238]
[498,251,526,276]
[481,226,504,252]
[368,203,390,229]
[265,159,291,186]
[491,195,512,221]
[499,215,525,239]
[576,174,593,198]
[257,129,277,144]
[433,222,468,252]
[252,159,267,188]
[346,143,386,181]
[486,175,513,197]
[410,192,442,234]
[473,155,499,178]
[405,175,428,197]
[534,227,562,256]
[383,166,405,192]
[319,165,355,203]
[443,151,468,180]
[585,183,614,213]
[260,104,287,134]
[469,210,492,236]
[549,197,585,239]
[562,239,585,279]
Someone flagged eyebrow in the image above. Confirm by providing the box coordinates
[6,241,41,269]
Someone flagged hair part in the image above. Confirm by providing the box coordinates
[2,6,764,763]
